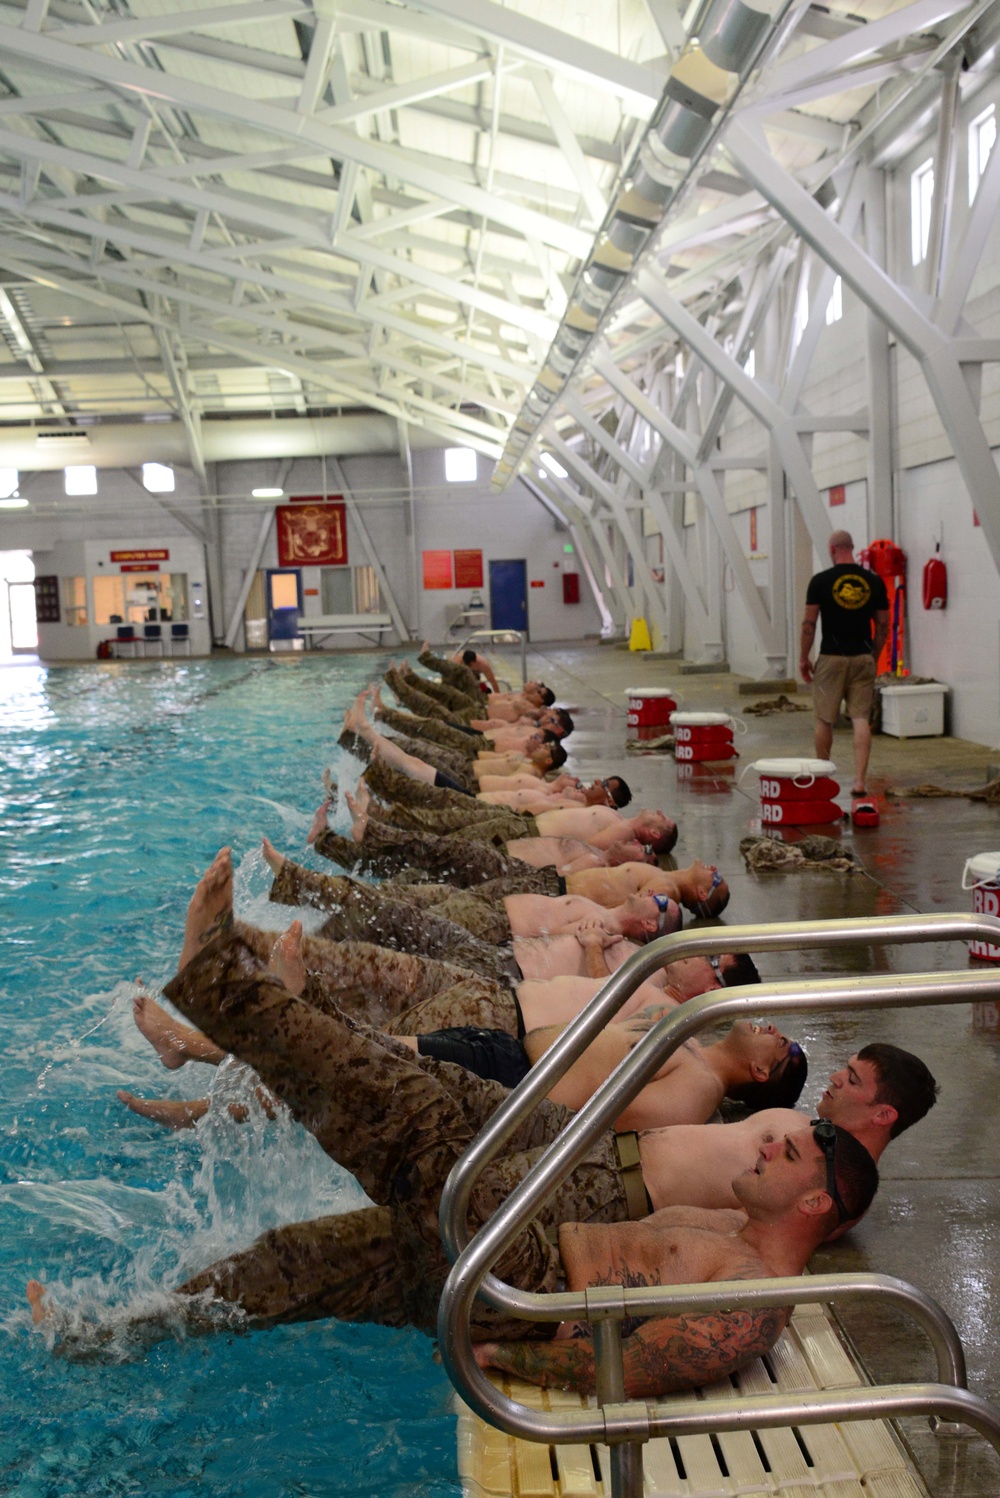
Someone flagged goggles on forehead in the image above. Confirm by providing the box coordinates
[693,867,725,916]
[651,892,674,933]
[810,1118,850,1224]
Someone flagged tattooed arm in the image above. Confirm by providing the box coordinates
[474,1301,788,1396]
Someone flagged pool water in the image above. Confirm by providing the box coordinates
[0,657,462,1497]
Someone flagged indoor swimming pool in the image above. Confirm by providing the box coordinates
[0,656,462,1496]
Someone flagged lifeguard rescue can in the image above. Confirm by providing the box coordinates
[625,686,677,741]
[753,757,841,827]
[672,712,736,762]
[964,852,1000,962]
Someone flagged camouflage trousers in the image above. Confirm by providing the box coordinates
[268,857,512,982]
[269,850,511,940]
[377,702,482,757]
[167,933,629,1337]
[385,666,480,726]
[315,819,528,887]
[364,758,474,809]
[368,795,536,842]
[417,648,481,701]
[237,917,521,1035]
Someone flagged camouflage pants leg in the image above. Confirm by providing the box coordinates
[378,882,512,944]
[364,759,473,808]
[377,704,481,757]
[163,934,628,1331]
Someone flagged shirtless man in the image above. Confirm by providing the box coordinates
[625,1042,937,1214]
[264,840,682,953]
[472,1121,878,1395]
[567,858,730,918]
[479,775,630,812]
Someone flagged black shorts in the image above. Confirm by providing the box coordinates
[433,768,475,796]
[416,1027,530,1088]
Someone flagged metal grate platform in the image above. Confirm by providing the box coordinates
[456,1304,930,1497]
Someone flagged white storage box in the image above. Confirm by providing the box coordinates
[880,683,946,737]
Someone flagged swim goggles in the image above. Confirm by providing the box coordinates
[693,867,725,916]
[651,892,674,932]
[810,1118,850,1223]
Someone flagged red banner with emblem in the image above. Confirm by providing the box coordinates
[276,501,348,566]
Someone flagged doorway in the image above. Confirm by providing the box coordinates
[489,558,528,636]
[0,551,37,660]
[265,568,302,644]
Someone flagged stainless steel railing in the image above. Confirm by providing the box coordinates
[437,913,1000,1492]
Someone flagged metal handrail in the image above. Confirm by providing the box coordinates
[440,912,1000,1265]
[457,627,527,687]
[437,914,1000,1484]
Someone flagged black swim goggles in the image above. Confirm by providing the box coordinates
[810,1118,850,1224]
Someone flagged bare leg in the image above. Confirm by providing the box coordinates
[179,848,234,971]
[850,716,872,796]
[261,836,284,877]
[269,920,307,997]
[346,785,370,843]
[814,718,834,760]
[27,1280,51,1325]
[116,1091,209,1129]
[307,800,331,846]
[132,993,227,1069]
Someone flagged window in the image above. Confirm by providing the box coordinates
[0,467,17,499]
[911,159,934,265]
[792,277,809,349]
[354,564,381,615]
[969,104,997,204]
[321,567,353,615]
[825,275,843,325]
[64,575,87,625]
[539,451,567,479]
[744,349,755,379]
[142,462,175,493]
[64,465,97,495]
[93,572,188,625]
[444,447,477,483]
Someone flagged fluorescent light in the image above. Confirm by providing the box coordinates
[0,496,28,509]
[64,464,97,495]
[444,448,477,483]
[0,466,18,499]
[539,452,568,479]
[143,462,175,493]
[251,487,284,499]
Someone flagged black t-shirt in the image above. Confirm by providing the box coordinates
[806,563,889,656]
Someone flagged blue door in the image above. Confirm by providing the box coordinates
[266,569,302,642]
[489,558,528,636]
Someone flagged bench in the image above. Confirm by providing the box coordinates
[297,613,395,648]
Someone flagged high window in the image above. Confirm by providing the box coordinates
[142,463,175,493]
[969,104,997,204]
[444,448,477,483]
[910,159,934,265]
[825,275,843,325]
[64,465,97,495]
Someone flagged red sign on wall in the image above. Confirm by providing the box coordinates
[111,548,169,562]
[829,484,846,507]
[422,550,454,589]
[276,501,347,566]
[453,549,483,588]
[121,562,160,572]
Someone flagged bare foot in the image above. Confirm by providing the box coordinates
[133,994,190,1070]
[307,800,331,846]
[372,684,385,716]
[178,848,233,971]
[27,1279,52,1325]
[116,1090,209,1130]
[346,787,369,844]
[261,836,284,877]
[268,920,307,997]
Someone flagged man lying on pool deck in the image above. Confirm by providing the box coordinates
[31,850,875,1392]
[118,923,801,1132]
[263,838,683,948]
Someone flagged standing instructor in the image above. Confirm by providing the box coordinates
[799,530,889,802]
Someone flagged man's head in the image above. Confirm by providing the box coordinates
[583,775,631,808]
[660,951,759,1000]
[685,861,731,917]
[818,1044,939,1140]
[629,810,678,855]
[524,681,556,708]
[725,1019,809,1112]
[829,529,854,563]
[532,740,567,772]
[734,1121,879,1236]
[619,892,683,942]
[538,707,574,739]
[462,649,478,666]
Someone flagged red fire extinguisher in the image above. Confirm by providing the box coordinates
[922,547,947,610]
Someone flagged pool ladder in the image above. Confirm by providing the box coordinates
[437,912,1000,1497]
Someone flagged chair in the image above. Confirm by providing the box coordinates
[169,623,191,656]
[115,625,140,659]
[143,623,164,657]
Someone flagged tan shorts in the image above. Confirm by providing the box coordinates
[814,653,876,722]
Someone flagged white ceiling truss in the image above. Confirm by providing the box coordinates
[0,0,676,457]
[508,0,1000,661]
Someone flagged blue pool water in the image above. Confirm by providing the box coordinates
[0,657,462,1496]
